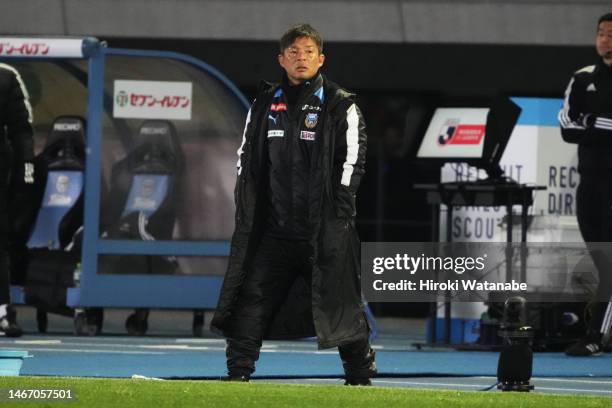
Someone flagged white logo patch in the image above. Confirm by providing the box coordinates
[267,130,284,138]
[300,131,316,141]
[587,83,597,92]
[302,104,322,111]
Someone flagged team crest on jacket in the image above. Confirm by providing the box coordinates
[305,113,318,129]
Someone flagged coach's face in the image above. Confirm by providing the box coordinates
[596,21,612,65]
[278,36,325,85]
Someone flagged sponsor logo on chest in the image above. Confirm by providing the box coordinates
[267,130,285,138]
[302,104,322,111]
[270,103,287,112]
[300,131,316,141]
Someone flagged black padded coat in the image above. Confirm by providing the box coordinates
[211,74,369,349]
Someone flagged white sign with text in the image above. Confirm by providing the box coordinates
[0,38,85,57]
[113,80,193,120]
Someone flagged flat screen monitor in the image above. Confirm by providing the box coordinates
[417,107,489,159]
[415,97,521,178]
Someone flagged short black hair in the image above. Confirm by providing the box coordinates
[279,23,323,54]
[598,13,612,26]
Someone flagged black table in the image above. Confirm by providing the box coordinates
[414,181,546,346]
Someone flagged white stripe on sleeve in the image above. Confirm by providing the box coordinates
[595,117,612,131]
[0,63,33,123]
[558,77,586,130]
[341,104,360,187]
[236,107,252,175]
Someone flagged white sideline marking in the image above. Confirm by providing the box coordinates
[175,339,226,344]
[139,345,212,351]
[9,347,166,355]
[131,374,165,381]
[475,376,612,385]
[373,380,482,388]
[14,340,62,345]
[5,340,223,351]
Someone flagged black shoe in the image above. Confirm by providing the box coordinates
[0,316,23,337]
[341,345,377,385]
[344,377,372,386]
[565,339,603,356]
[222,375,250,382]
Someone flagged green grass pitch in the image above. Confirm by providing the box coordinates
[0,377,609,407]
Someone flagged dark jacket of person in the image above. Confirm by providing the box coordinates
[558,59,612,174]
[0,63,34,298]
[0,64,34,164]
[211,73,368,349]
[265,74,325,239]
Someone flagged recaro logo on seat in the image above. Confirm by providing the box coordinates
[54,123,82,131]
[141,127,169,135]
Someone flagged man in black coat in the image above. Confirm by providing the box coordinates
[0,63,35,337]
[558,13,612,356]
[211,24,376,384]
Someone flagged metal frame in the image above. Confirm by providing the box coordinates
[2,37,250,309]
[73,45,250,308]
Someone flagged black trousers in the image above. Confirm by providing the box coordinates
[0,166,10,305]
[576,175,612,339]
[226,235,375,377]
